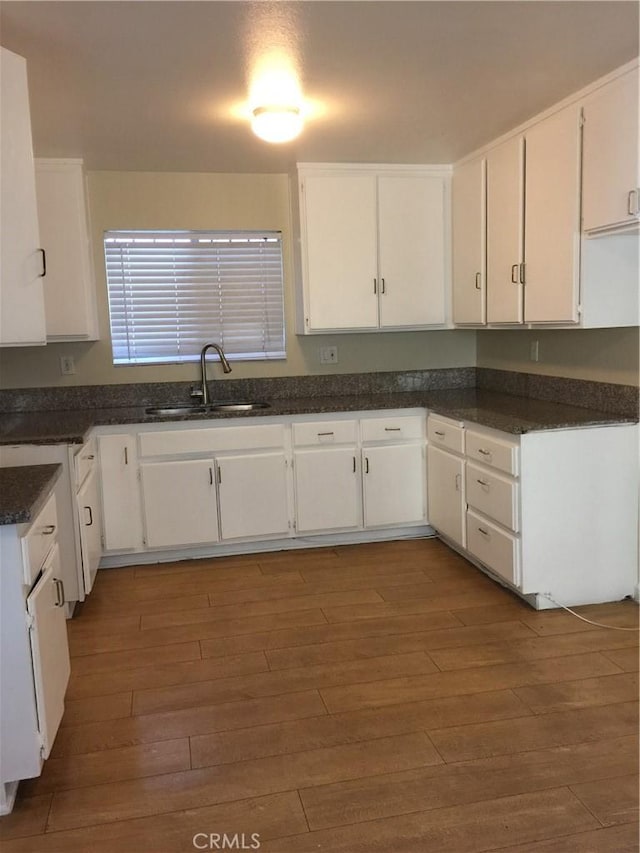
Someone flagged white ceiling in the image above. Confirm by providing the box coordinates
[1,1,638,172]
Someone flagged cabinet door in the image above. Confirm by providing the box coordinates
[35,160,99,341]
[141,459,219,549]
[363,444,426,528]
[378,176,446,326]
[486,136,524,324]
[427,445,465,547]
[98,434,143,551]
[582,71,640,233]
[26,545,71,759]
[452,158,486,325]
[76,466,103,594]
[294,447,361,533]
[524,105,581,324]
[0,48,46,346]
[301,174,378,330]
[218,452,290,541]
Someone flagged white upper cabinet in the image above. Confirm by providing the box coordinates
[298,166,449,333]
[486,136,525,325]
[35,160,99,341]
[582,69,640,235]
[523,104,581,324]
[0,48,46,347]
[452,157,486,325]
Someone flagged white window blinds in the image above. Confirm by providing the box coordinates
[104,230,286,365]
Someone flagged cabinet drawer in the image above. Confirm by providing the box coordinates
[74,434,97,489]
[466,463,519,532]
[465,429,519,475]
[22,491,58,586]
[139,424,286,457]
[466,509,520,587]
[292,420,358,446]
[427,415,464,455]
[361,414,424,443]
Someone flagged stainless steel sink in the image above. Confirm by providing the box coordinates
[145,401,270,416]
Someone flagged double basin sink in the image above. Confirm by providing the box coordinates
[145,401,270,416]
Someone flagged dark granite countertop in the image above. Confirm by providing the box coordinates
[0,389,635,447]
[0,464,61,525]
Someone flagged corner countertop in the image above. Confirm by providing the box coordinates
[0,389,636,447]
[0,464,62,525]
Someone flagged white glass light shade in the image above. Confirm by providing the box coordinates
[251,105,303,143]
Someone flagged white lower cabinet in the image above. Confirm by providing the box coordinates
[466,510,519,587]
[363,444,425,528]
[75,465,103,593]
[426,444,465,548]
[140,459,219,549]
[218,452,290,541]
[98,433,143,551]
[294,447,361,534]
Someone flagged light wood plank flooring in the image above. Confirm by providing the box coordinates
[1,538,638,852]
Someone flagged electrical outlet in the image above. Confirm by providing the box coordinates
[529,340,539,362]
[60,355,76,375]
[320,346,338,365]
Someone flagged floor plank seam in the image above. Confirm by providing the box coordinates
[296,789,312,834]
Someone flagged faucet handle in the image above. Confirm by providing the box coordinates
[190,384,204,399]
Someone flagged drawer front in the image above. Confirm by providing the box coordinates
[466,462,519,532]
[139,424,286,457]
[466,509,520,587]
[360,415,424,443]
[292,420,358,446]
[23,491,58,585]
[74,435,97,489]
[465,429,519,475]
[427,415,464,455]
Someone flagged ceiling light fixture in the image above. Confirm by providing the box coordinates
[251,105,303,144]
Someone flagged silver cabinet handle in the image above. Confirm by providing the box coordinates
[42,524,56,535]
[434,430,445,437]
[511,264,518,283]
[317,431,334,436]
[628,189,639,216]
[476,478,489,488]
[352,456,356,473]
[477,448,491,457]
[85,454,95,461]
[381,278,386,294]
[519,262,526,285]
[84,506,93,526]
[38,248,47,278]
[384,427,401,432]
[475,272,481,290]
[455,473,461,492]
[217,465,222,485]
[373,278,377,295]
[478,527,490,537]
[365,457,369,474]
[54,578,66,607]
[124,446,129,465]
[209,467,214,486]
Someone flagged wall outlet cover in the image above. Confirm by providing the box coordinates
[320,346,338,364]
[60,355,76,375]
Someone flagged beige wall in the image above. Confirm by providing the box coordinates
[476,327,640,386]
[0,170,476,389]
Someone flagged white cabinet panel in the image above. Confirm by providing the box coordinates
[141,459,218,549]
[524,105,581,324]
[427,445,465,547]
[466,509,520,587]
[294,447,361,533]
[427,415,465,455]
[302,174,379,330]
[363,444,425,528]
[76,466,103,594]
[218,452,290,541]
[582,70,640,233]
[360,414,424,443]
[378,176,446,327]
[26,546,70,759]
[465,429,519,476]
[98,434,143,551]
[452,157,486,324]
[0,48,45,346]
[35,160,99,341]
[293,420,358,446]
[466,462,519,533]
[486,136,524,324]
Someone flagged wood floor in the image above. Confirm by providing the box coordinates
[1,538,638,852]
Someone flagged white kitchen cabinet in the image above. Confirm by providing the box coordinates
[35,159,99,341]
[75,465,104,593]
[140,459,218,549]
[98,434,143,551]
[298,165,449,332]
[363,443,425,528]
[0,48,46,347]
[1,490,70,814]
[524,104,581,324]
[218,452,290,541]
[582,68,640,234]
[486,136,525,324]
[294,447,361,533]
[426,444,465,548]
[452,157,486,325]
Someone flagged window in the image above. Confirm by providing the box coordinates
[104,230,286,365]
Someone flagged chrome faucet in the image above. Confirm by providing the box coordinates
[198,342,231,405]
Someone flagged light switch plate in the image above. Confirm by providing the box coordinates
[320,346,338,364]
[60,355,76,375]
